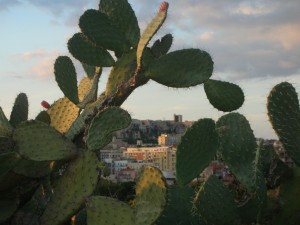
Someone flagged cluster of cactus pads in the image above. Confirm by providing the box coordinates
[176,81,300,225]
[0,1,246,224]
[3,0,298,224]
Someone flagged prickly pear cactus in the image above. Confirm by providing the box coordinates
[267,82,300,166]
[0,1,246,225]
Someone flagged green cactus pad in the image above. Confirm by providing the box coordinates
[47,97,80,134]
[271,167,300,225]
[151,33,173,57]
[9,93,28,127]
[13,159,52,178]
[79,9,129,52]
[194,175,240,225]
[86,196,135,225]
[10,184,50,225]
[267,82,300,166]
[137,6,168,69]
[54,56,79,104]
[0,171,28,192]
[253,143,267,203]
[99,0,140,48]
[0,126,12,137]
[176,118,219,185]
[105,49,136,96]
[145,49,213,88]
[156,185,202,225]
[216,113,257,192]
[0,136,13,153]
[68,33,115,67]
[0,107,13,132]
[13,120,77,161]
[40,151,99,225]
[135,166,167,225]
[0,192,19,223]
[0,152,21,177]
[82,63,97,79]
[204,79,244,112]
[87,107,131,151]
[35,110,51,124]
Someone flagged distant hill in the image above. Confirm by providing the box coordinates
[114,119,193,144]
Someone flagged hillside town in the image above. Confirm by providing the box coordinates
[98,114,289,185]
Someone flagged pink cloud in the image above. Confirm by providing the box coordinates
[17,48,60,78]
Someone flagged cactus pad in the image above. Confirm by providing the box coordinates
[204,79,244,112]
[194,175,240,225]
[40,151,99,225]
[151,33,173,57]
[176,118,219,185]
[35,110,51,124]
[0,136,13,153]
[54,56,79,104]
[86,196,135,225]
[135,166,167,225]
[79,9,129,52]
[13,120,77,161]
[216,113,257,192]
[68,33,115,67]
[137,3,168,68]
[0,107,13,132]
[156,185,201,225]
[47,97,80,134]
[9,93,28,127]
[78,76,94,102]
[105,49,136,96]
[99,0,140,48]
[267,82,300,166]
[78,72,101,109]
[13,159,52,178]
[0,152,20,177]
[82,63,97,79]
[145,49,213,88]
[0,192,19,223]
[87,107,131,151]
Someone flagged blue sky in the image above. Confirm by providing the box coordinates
[0,0,299,139]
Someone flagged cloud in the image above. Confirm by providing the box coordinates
[25,0,98,16]
[153,0,300,80]
[3,0,299,81]
[198,32,214,41]
[18,48,51,61]
[14,48,59,78]
[0,0,21,12]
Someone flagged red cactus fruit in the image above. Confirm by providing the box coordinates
[41,100,50,109]
[159,2,169,12]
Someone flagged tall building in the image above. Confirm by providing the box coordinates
[174,114,183,122]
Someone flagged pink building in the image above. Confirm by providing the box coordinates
[116,168,137,183]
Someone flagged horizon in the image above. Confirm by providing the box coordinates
[0,0,299,140]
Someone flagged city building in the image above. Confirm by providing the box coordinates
[116,168,137,182]
[123,146,176,171]
[174,114,183,122]
[158,133,183,146]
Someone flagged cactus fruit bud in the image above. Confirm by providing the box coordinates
[41,101,50,109]
[159,2,169,12]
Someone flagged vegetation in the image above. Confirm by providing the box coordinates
[0,0,299,225]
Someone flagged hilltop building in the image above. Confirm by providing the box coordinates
[174,114,182,122]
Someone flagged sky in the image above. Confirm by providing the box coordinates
[0,0,299,139]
